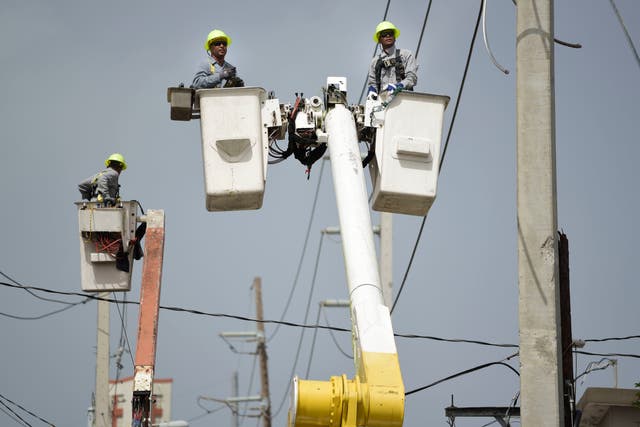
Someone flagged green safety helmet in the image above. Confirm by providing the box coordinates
[205,29,232,51]
[105,153,127,170]
[373,21,400,43]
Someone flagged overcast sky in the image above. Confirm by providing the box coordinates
[1,1,639,426]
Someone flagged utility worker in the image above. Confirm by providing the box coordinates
[192,29,244,89]
[78,153,126,206]
[367,21,418,99]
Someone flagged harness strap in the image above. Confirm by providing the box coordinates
[374,50,406,91]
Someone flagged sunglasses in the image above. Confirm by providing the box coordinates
[211,40,227,47]
[379,31,395,38]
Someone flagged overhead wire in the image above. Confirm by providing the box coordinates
[391,0,485,314]
[267,159,325,343]
[357,0,392,104]
[404,352,519,396]
[0,400,31,427]
[482,0,510,74]
[321,308,352,359]
[0,404,30,427]
[0,392,55,426]
[4,281,640,352]
[608,0,640,70]
[272,232,325,419]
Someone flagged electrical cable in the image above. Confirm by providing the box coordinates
[0,404,29,427]
[482,0,510,74]
[304,304,323,378]
[0,392,55,426]
[272,233,325,419]
[575,357,617,383]
[0,297,91,320]
[113,292,135,371]
[0,270,80,305]
[321,308,352,358]
[358,0,392,104]
[0,400,31,427]
[576,350,640,359]
[405,352,519,396]
[3,281,638,351]
[391,0,485,314]
[585,334,640,343]
[510,0,582,49]
[267,159,325,343]
[609,0,640,69]
[414,0,434,60]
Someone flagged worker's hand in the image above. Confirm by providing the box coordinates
[221,67,236,79]
[385,83,404,94]
[104,197,116,207]
[367,85,379,101]
[96,194,104,203]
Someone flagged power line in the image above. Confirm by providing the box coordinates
[0,392,55,426]
[576,350,640,359]
[392,0,485,314]
[267,159,325,343]
[272,233,325,419]
[0,297,90,320]
[0,399,31,427]
[414,0,434,60]
[405,352,520,396]
[3,281,639,352]
[609,0,640,69]
[357,0,392,104]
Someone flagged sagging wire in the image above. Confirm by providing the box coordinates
[405,352,519,396]
[322,308,352,359]
[272,232,325,419]
[4,280,639,353]
[482,0,510,75]
[392,0,485,314]
[267,159,325,343]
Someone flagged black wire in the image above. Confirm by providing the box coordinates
[322,308,352,358]
[267,159,325,343]
[3,281,639,352]
[0,393,55,426]
[576,350,640,359]
[414,0,434,59]
[405,353,519,396]
[304,305,323,378]
[358,0,392,104]
[0,400,31,427]
[0,404,30,427]
[272,233,324,418]
[391,0,485,314]
[0,297,91,320]
[0,270,79,305]
[585,334,640,343]
[609,0,640,69]
[113,293,135,368]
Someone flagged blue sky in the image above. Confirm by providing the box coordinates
[0,1,638,426]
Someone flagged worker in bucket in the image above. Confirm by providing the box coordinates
[367,21,418,100]
[78,153,126,207]
[192,29,244,89]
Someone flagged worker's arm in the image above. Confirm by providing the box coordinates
[192,61,235,89]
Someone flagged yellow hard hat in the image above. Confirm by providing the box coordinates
[205,29,232,51]
[373,21,400,43]
[105,153,127,170]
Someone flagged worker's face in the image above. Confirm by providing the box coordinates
[378,30,396,49]
[209,38,228,61]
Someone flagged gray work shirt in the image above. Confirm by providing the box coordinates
[191,58,236,89]
[367,46,418,91]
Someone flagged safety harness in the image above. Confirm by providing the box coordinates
[374,50,406,92]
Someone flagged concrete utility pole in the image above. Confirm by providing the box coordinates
[516,1,564,426]
[95,292,111,427]
[253,277,272,427]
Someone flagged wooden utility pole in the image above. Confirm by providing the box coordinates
[516,0,564,425]
[253,277,272,427]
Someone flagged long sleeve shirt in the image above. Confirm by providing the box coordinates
[191,58,236,89]
[367,46,418,92]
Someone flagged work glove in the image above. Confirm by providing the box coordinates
[367,85,378,100]
[385,83,404,94]
[221,67,236,79]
